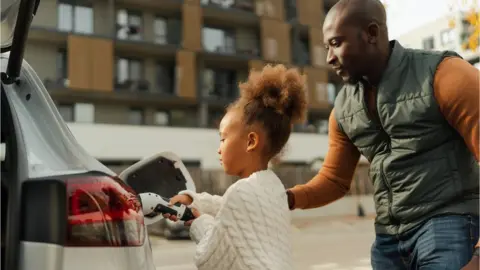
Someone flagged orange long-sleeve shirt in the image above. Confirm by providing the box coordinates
[289,57,480,210]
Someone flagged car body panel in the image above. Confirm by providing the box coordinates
[1,53,114,180]
[1,54,157,270]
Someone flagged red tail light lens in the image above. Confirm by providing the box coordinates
[66,175,145,247]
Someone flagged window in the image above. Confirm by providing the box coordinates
[315,83,328,102]
[153,17,166,44]
[116,9,142,40]
[58,104,74,122]
[202,27,235,53]
[201,0,234,8]
[292,31,310,65]
[327,83,336,104]
[285,0,297,21]
[154,111,169,126]
[56,49,67,81]
[116,57,143,85]
[265,38,278,59]
[422,37,435,50]
[170,109,197,127]
[128,108,144,125]
[202,68,238,99]
[57,1,93,34]
[74,103,95,123]
[440,29,455,46]
[155,63,175,94]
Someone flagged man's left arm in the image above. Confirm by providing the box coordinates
[434,57,480,255]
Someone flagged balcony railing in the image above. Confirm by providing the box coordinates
[201,0,255,12]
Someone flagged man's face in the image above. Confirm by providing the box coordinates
[323,11,370,84]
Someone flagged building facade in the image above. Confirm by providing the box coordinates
[396,11,480,68]
[25,0,341,131]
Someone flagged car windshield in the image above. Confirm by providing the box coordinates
[1,0,20,51]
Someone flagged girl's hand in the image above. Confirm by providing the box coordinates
[184,208,201,226]
[162,194,194,221]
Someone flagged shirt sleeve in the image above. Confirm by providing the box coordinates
[288,110,361,209]
[433,57,479,161]
[179,190,223,217]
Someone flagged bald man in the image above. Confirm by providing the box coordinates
[286,0,480,269]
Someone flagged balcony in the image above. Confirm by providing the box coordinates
[200,67,243,105]
[201,0,258,27]
[114,10,181,59]
[200,25,260,68]
[291,28,311,66]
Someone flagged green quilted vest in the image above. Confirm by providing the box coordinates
[334,41,479,235]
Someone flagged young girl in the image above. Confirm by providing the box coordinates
[167,64,307,270]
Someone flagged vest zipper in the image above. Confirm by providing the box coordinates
[379,129,399,225]
[372,88,399,225]
[363,84,399,225]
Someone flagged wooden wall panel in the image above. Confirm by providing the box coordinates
[248,60,265,72]
[68,35,91,90]
[91,38,113,91]
[303,66,330,109]
[176,50,197,99]
[260,19,291,64]
[182,4,202,51]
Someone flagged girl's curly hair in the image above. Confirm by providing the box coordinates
[229,64,308,158]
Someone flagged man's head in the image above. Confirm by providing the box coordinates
[323,0,390,84]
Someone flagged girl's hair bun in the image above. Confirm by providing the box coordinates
[239,64,307,124]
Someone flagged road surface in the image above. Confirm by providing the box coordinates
[151,216,376,270]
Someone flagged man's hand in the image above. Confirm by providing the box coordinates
[162,194,194,221]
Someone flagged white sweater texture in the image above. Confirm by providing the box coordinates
[179,169,293,270]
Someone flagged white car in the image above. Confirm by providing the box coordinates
[1,1,194,269]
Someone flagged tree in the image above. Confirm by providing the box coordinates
[447,0,479,52]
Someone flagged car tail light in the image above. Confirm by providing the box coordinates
[66,175,145,247]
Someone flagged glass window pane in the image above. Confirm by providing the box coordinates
[58,3,73,31]
[154,111,169,126]
[74,103,95,123]
[130,60,142,81]
[154,18,166,44]
[56,49,67,80]
[128,109,143,125]
[116,10,128,39]
[117,58,129,83]
[202,69,215,97]
[58,104,74,122]
[128,14,142,40]
[74,6,93,34]
[203,27,224,52]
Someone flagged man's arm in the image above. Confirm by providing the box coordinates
[434,57,479,161]
[433,57,479,249]
[288,110,361,209]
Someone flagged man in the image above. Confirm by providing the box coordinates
[286,0,480,269]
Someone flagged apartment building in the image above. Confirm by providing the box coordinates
[396,11,480,69]
[24,0,341,133]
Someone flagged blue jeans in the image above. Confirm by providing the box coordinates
[371,214,479,270]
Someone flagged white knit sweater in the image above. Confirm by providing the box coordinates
[179,170,293,270]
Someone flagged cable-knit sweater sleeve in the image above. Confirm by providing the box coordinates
[189,180,282,270]
[178,190,223,217]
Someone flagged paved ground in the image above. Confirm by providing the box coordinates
[152,216,376,270]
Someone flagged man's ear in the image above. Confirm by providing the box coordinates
[246,132,259,152]
[367,22,380,44]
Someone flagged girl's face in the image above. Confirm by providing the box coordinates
[218,110,268,178]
